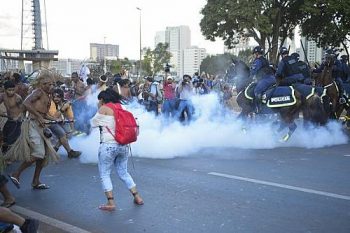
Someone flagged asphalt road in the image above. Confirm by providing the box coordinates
[4,143,350,233]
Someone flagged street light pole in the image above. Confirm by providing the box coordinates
[136,7,142,79]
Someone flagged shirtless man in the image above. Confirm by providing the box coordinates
[71,72,86,99]
[0,81,24,205]
[9,72,57,190]
[71,72,89,133]
[0,80,25,153]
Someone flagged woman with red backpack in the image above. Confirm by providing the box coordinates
[91,88,144,211]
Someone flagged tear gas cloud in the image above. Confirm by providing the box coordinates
[69,93,348,164]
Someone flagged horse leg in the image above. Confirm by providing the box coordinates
[278,101,301,142]
[280,121,297,142]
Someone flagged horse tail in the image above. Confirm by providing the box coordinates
[304,94,328,125]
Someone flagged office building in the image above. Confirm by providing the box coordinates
[183,46,207,76]
[299,37,323,64]
[165,26,191,77]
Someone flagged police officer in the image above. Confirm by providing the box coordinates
[251,46,275,112]
[276,47,305,86]
[313,49,346,104]
[339,55,350,83]
[290,52,312,85]
[250,46,270,81]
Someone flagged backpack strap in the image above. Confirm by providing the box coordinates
[104,102,122,141]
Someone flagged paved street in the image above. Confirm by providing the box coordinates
[4,143,350,233]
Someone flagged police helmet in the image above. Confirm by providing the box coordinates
[290,52,300,61]
[279,47,289,55]
[252,46,263,54]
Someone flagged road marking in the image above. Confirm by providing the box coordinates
[10,205,91,233]
[208,172,350,201]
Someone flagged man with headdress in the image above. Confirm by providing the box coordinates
[97,75,108,93]
[7,72,59,190]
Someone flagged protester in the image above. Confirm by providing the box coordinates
[0,80,24,153]
[161,75,177,118]
[91,88,144,211]
[176,74,194,122]
[48,88,81,158]
[6,72,59,190]
[144,77,161,116]
[97,75,108,93]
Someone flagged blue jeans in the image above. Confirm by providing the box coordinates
[98,143,136,192]
[176,99,194,121]
[161,99,176,118]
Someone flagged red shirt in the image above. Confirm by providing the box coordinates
[163,81,176,99]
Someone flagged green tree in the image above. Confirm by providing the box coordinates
[141,43,172,76]
[238,49,253,64]
[200,0,303,63]
[153,43,172,74]
[141,48,153,76]
[108,57,133,74]
[299,0,350,56]
[200,53,236,75]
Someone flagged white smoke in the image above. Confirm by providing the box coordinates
[70,93,348,164]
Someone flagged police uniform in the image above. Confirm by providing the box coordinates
[276,48,304,86]
[251,46,276,112]
[290,53,312,85]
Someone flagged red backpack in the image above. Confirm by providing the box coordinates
[105,103,138,145]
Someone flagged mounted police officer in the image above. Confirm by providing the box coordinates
[250,46,276,112]
[276,47,305,86]
[290,52,312,85]
[313,49,346,104]
[339,55,350,83]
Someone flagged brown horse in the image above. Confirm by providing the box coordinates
[232,60,327,141]
[313,55,340,119]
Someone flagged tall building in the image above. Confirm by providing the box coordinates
[183,46,207,76]
[165,26,191,77]
[298,37,324,64]
[90,43,119,61]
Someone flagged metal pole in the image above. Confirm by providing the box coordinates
[136,7,142,79]
[21,0,24,50]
